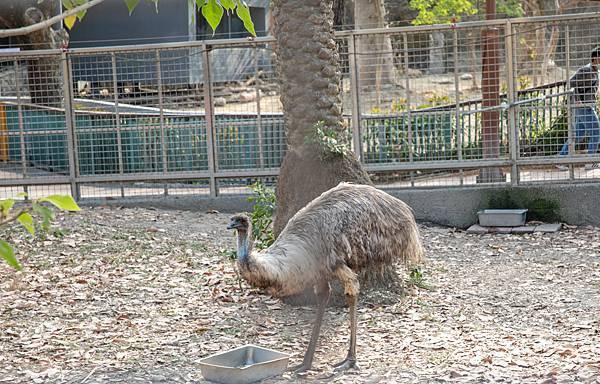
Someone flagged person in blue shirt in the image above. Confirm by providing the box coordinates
[557,46,600,170]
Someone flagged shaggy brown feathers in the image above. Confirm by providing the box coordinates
[232,182,423,297]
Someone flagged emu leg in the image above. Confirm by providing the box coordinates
[333,265,360,371]
[333,293,359,371]
[290,281,330,373]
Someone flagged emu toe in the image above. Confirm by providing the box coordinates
[289,362,312,373]
[332,358,359,372]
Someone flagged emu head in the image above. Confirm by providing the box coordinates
[227,214,251,232]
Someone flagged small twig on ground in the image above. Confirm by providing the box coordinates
[80,366,99,384]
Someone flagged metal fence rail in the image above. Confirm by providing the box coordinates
[2,12,600,199]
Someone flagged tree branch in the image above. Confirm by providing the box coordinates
[0,207,32,227]
[0,0,106,38]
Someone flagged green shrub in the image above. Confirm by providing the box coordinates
[247,182,276,250]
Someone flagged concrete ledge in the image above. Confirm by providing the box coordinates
[466,223,562,234]
[80,195,254,214]
[385,183,600,228]
[79,183,600,229]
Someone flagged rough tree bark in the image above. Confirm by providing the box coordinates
[468,31,480,89]
[354,0,398,94]
[0,0,68,107]
[540,0,578,82]
[332,0,346,28]
[271,0,371,235]
[478,0,504,183]
[271,0,401,304]
[428,31,445,75]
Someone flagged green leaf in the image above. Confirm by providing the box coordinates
[33,203,54,232]
[17,213,35,236]
[39,195,81,212]
[235,0,256,36]
[16,192,28,199]
[73,0,87,16]
[124,0,141,15]
[0,240,21,270]
[0,199,14,216]
[202,0,224,35]
[221,0,236,12]
[62,0,75,9]
[64,15,77,29]
[62,0,86,24]
[76,10,87,21]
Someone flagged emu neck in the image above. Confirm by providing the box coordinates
[236,228,253,263]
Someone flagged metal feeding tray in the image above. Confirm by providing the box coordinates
[198,345,290,384]
[478,209,528,227]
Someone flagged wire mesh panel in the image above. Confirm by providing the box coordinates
[3,14,600,201]
[0,53,70,198]
[512,17,600,183]
[167,178,211,196]
[69,46,210,178]
[355,25,511,187]
[513,21,571,160]
[217,176,277,196]
[372,167,511,188]
[458,25,509,165]
[337,37,351,115]
[210,44,285,172]
[79,179,211,199]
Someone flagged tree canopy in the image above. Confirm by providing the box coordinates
[409,0,524,25]
[409,0,477,25]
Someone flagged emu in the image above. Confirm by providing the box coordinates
[227,182,423,372]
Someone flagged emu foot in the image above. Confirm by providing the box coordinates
[289,362,312,373]
[332,358,358,372]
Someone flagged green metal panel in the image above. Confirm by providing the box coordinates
[3,104,285,176]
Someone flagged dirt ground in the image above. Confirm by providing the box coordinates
[1,206,599,384]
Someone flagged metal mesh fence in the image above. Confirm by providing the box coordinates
[1,13,600,201]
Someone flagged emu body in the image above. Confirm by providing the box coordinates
[227,182,423,372]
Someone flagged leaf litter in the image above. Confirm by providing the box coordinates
[0,207,599,383]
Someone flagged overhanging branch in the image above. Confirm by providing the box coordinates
[0,0,106,38]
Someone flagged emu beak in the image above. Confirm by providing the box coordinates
[226,222,237,230]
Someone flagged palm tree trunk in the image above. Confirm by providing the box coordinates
[354,0,397,89]
[272,0,402,305]
[271,0,371,236]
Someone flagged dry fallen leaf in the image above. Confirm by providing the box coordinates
[1,208,598,383]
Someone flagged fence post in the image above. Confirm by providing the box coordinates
[61,52,80,200]
[505,20,519,185]
[565,25,574,179]
[254,45,265,169]
[453,28,464,185]
[111,53,125,197]
[155,50,168,195]
[202,44,217,197]
[403,33,415,186]
[348,34,362,162]
[14,60,28,196]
